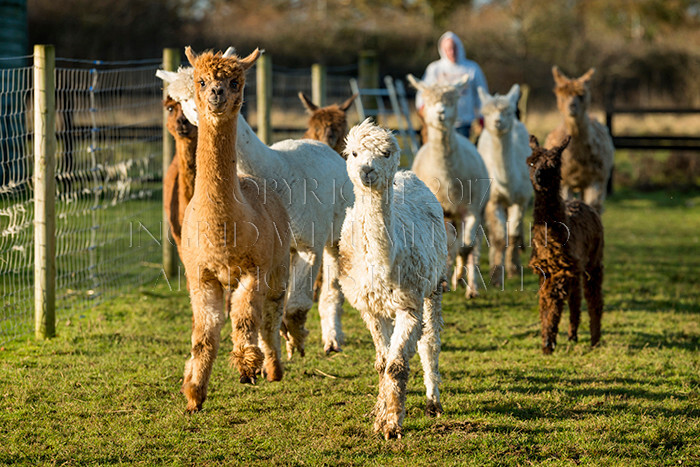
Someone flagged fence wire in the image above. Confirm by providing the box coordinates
[0,58,163,344]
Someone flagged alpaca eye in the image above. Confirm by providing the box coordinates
[199,79,205,88]
[167,106,173,112]
[352,151,357,158]
[384,151,391,158]
[230,80,239,90]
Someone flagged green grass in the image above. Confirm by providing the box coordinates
[1,189,699,466]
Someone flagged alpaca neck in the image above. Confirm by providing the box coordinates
[353,185,395,274]
[235,115,283,175]
[194,113,243,208]
[532,181,568,245]
[564,114,590,139]
[175,136,197,202]
[426,123,457,157]
[486,129,514,184]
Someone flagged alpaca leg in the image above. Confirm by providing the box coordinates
[318,243,345,354]
[283,249,317,358]
[583,182,606,214]
[505,204,525,278]
[485,200,506,288]
[567,275,582,342]
[258,263,288,382]
[360,311,392,420]
[584,264,604,347]
[418,290,443,417]
[377,308,422,439]
[448,218,464,291]
[462,212,483,298]
[539,286,566,354]
[229,275,265,384]
[182,279,226,412]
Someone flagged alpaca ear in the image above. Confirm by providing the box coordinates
[529,134,540,150]
[579,67,595,83]
[406,73,425,92]
[223,47,236,58]
[477,86,489,106]
[298,92,318,113]
[507,84,520,107]
[455,74,470,91]
[156,69,179,84]
[239,48,261,70]
[558,135,572,152]
[339,93,358,112]
[185,46,197,67]
[552,66,569,86]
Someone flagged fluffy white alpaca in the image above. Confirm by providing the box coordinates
[477,84,532,285]
[339,119,447,440]
[157,61,352,357]
[407,74,490,298]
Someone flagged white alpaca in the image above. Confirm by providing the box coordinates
[339,119,447,440]
[407,74,490,298]
[157,62,352,357]
[477,84,532,285]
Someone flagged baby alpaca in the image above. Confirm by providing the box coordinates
[163,96,197,254]
[477,85,532,284]
[339,119,447,439]
[545,67,614,213]
[179,47,291,412]
[528,135,604,354]
[298,92,357,156]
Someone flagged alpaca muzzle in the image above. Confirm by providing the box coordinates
[360,166,378,187]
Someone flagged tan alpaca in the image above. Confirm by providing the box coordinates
[545,67,614,214]
[163,96,197,253]
[298,92,357,156]
[179,47,291,412]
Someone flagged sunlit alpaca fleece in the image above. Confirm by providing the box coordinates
[477,84,532,284]
[528,135,604,354]
[178,47,291,412]
[407,73,490,298]
[339,119,447,439]
[298,92,357,156]
[157,53,353,357]
[544,66,614,214]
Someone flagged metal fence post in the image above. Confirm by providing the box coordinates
[162,48,179,279]
[311,63,326,107]
[257,54,272,144]
[33,44,56,339]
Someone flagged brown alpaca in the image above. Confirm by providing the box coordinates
[528,135,604,355]
[545,67,614,214]
[163,96,197,252]
[298,92,357,156]
[179,47,291,412]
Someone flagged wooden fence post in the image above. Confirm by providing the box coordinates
[162,48,179,280]
[358,50,379,111]
[311,63,326,107]
[33,44,56,339]
[257,54,272,144]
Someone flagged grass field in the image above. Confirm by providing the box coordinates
[1,188,698,465]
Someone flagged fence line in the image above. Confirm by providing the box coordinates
[1,49,163,344]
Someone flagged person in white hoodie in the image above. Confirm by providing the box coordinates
[416,31,489,139]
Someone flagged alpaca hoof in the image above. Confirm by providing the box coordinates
[568,334,578,342]
[324,340,342,355]
[380,422,402,440]
[465,289,479,299]
[285,339,305,360]
[425,400,443,417]
[542,345,555,355]
[182,382,205,413]
[184,402,201,414]
[263,360,284,382]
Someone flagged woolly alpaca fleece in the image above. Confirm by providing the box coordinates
[407,73,490,298]
[340,119,447,439]
[178,47,290,412]
[299,92,357,156]
[528,135,604,355]
[156,56,353,357]
[477,84,532,283]
[544,66,614,214]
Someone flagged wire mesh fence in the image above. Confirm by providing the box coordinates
[0,55,163,344]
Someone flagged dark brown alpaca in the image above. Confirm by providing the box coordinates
[298,92,357,156]
[163,96,197,252]
[528,135,604,354]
